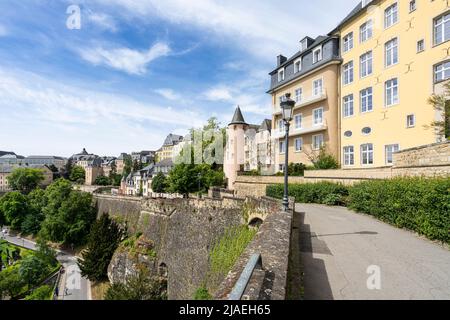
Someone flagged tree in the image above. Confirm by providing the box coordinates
[0,266,25,299]
[105,269,167,300]
[19,255,48,288]
[95,175,111,186]
[24,285,52,300]
[123,156,133,177]
[426,81,450,140]
[69,166,85,183]
[63,159,73,180]
[110,174,122,187]
[151,173,167,193]
[304,147,339,170]
[0,192,28,230]
[34,240,58,268]
[132,159,143,172]
[21,188,47,235]
[78,213,124,282]
[6,168,45,194]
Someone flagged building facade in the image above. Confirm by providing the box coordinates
[268,36,341,171]
[332,0,449,168]
[156,134,184,162]
[0,165,53,192]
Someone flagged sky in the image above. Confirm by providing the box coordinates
[0,0,358,157]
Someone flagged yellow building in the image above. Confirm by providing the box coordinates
[332,0,449,168]
[155,134,184,162]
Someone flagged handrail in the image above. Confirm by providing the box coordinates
[228,253,262,300]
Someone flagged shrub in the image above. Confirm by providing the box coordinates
[348,177,450,244]
[194,286,212,300]
[312,149,339,170]
[267,182,349,206]
[25,285,53,300]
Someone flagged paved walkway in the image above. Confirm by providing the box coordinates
[295,204,450,300]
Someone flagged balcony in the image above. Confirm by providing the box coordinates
[274,120,328,139]
[274,88,327,115]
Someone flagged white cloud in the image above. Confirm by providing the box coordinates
[203,87,233,102]
[0,25,8,37]
[78,41,171,75]
[155,88,180,101]
[88,13,118,32]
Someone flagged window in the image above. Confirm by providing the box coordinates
[360,51,373,77]
[312,134,324,150]
[385,3,398,28]
[343,61,354,85]
[343,32,354,52]
[344,130,353,138]
[385,144,400,165]
[362,127,372,135]
[294,58,302,73]
[385,38,398,67]
[294,114,303,129]
[295,88,303,103]
[313,79,323,96]
[295,138,303,152]
[434,13,450,45]
[343,146,355,166]
[385,78,399,106]
[360,87,373,113]
[278,69,285,82]
[343,94,354,118]
[279,140,286,154]
[409,0,416,13]
[407,114,416,128]
[313,47,322,63]
[279,164,284,172]
[278,119,285,133]
[313,108,324,125]
[417,39,425,53]
[434,61,450,83]
[361,144,374,165]
[360,20,373,42]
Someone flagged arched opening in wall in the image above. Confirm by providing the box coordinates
[248,218,263,230]
[159,263,168,278]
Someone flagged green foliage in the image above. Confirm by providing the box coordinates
[0,240,21,272]
[105,269,167,300]
[266,182,349,206]
[194,286,212,300]
[151,173,167,193]
[0,266,24,299]
[240,170,260,176]
[21,188,47,235]
[24,285,53,300]
[0,192,28,230]
[95,175,111,186]
[110,174,122,187]
[311,148,339,170]
[78,213,124,282]
[6,168,45,194]
[288,163,307,176]
[34,240,58,269]
[208,225,257,286]
[427,82,450,140]
[348,177,450,244]
[123,156,133,177]
[18,255,48,287]
[69,166,85,183]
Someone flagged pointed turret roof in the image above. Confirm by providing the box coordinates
[229,106,248,126]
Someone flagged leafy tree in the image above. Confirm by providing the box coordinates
[304,147,339,170]
[105,269,167,300]
[426,81,450,140]
[123,156,133,177]
[151,173,167,193]
[110,174,122,187]
[24,285,52,300]
[95,175,111,186]
[0,266,24,299]
[6,168,45,194]
[132,159,143,172]
[0,192,28,230]
[64,159,74,180]
[21,188,47,235]
[34,240,58,268]
[78,213,124,282]
[69,166,85,183]
[19,255,48,288]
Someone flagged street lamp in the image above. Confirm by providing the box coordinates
[280,93,295,212]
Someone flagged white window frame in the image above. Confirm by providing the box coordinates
[434,61,450,83]
[343,61,354,85]
[360,51,373,78]
[433,12,450,46]
[384,3,398,29]
[313,47,323,64]
[361,143,374,165]
[343,94,354,118]
[360,20,373,42]
[360,87,373,113]
[313,78,323,96]
[313,107,324,126]
[385,144,400,165]
[278,119,285,133]
[279,140,286,154]
[294,58,302,73]
[312,134,324,151]
[385,78,399,107]
[343,146,355,166]
[277,68,285,82]
[406,114,416,128]
[385,38,399,67]
[294,114,303,129]
[295,138,303,152]
[343,32,354,53]
[417,39,425,53]
[295,88,303,103]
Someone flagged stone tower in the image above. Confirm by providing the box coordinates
[224,106,248,190]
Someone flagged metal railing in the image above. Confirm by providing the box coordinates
[228,253,262,300]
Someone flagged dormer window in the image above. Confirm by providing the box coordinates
[278,68,285,82]
[313,47,322,64]
[294,58,302,73]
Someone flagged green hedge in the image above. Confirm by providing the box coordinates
[266,177,450,244]
[266,182,349,206]
[348,177,450,244]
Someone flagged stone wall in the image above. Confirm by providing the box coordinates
[394,141,450,167]
[94,194,282,300]
[234,176,305,198]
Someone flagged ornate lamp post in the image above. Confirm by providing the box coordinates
[280,93,295,212]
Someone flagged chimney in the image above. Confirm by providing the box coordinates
[277,55,287,66]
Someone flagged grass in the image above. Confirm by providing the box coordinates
[91,281,111,300]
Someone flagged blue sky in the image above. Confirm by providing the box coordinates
[0,0,357,157]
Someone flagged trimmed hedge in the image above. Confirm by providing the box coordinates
[266,182,349,206]
[348,177,450,244]
[266,177,450,244]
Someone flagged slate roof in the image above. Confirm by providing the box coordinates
[163,134,184,146]
[229,106,248,126]
[329,1,380,34]
[154,158,174,167]
[0,151,16,157]
[259,119,272,132]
